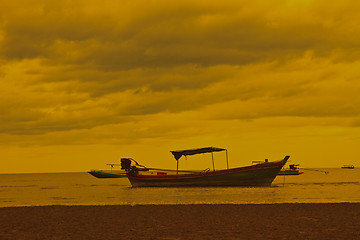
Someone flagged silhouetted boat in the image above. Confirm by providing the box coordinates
[120,147,289,187]
[88,170,127,178]
[88,163,127,178]
[341,165,355,169]
[278,164,303,175]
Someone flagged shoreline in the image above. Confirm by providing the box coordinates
[1,201,360,208]
[1,203,360,239]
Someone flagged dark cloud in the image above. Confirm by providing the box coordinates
[1,0,360,141]
[3,0,360,68]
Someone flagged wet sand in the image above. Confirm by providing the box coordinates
[1,203,359,240]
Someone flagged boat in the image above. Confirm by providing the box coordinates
[341,165,355,169]
[88,170,127,178]
[278,164,304,175]
[88,163,127,178]
[120,147,289,187]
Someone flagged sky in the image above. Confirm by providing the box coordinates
[1,0,360,173]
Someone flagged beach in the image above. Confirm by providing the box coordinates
[1,203,359,240]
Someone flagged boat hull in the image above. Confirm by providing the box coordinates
[126,157,288,187]
[278,170,303,176]
[341,166,354,169]
[88,170,127,178]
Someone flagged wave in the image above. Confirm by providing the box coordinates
[40,186,60,190]
[0,185,37,188]
[274,181,360,187]
[51,197,75,200]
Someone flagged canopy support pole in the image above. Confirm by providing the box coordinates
[211,152,215,171]
[177,160,179,174]
[226,150,229,169]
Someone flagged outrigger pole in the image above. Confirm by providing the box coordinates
[106,163,121,172]
[300,167,329,174]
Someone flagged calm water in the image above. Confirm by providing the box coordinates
[1,168,360,207]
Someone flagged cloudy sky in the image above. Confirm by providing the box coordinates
[1,0,360,173]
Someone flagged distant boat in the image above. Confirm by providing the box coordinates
[88,163,127,178]
[341,165,355,169]
[120,147,289,187]
[88,170,127,178]
[278,164,304,176]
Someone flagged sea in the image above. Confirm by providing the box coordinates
[1,168,360,207]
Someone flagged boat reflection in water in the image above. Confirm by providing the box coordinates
[120,147,289,187]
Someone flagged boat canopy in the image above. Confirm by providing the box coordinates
[171,147,226,160]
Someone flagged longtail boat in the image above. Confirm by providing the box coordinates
[341,165,355,169]
[120,147,289,187]
[278,164,303,176]
[88,163,127,178]
[88,170,127,178]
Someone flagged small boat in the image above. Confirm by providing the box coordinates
[120,147,289,187]
[278,164,304,175]
[88,170,127,178]
[88,163,127,178]
[341,165,355,169]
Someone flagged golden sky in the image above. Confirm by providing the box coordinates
[1,0,360,173]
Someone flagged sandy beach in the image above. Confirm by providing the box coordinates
[1,203,359,240]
